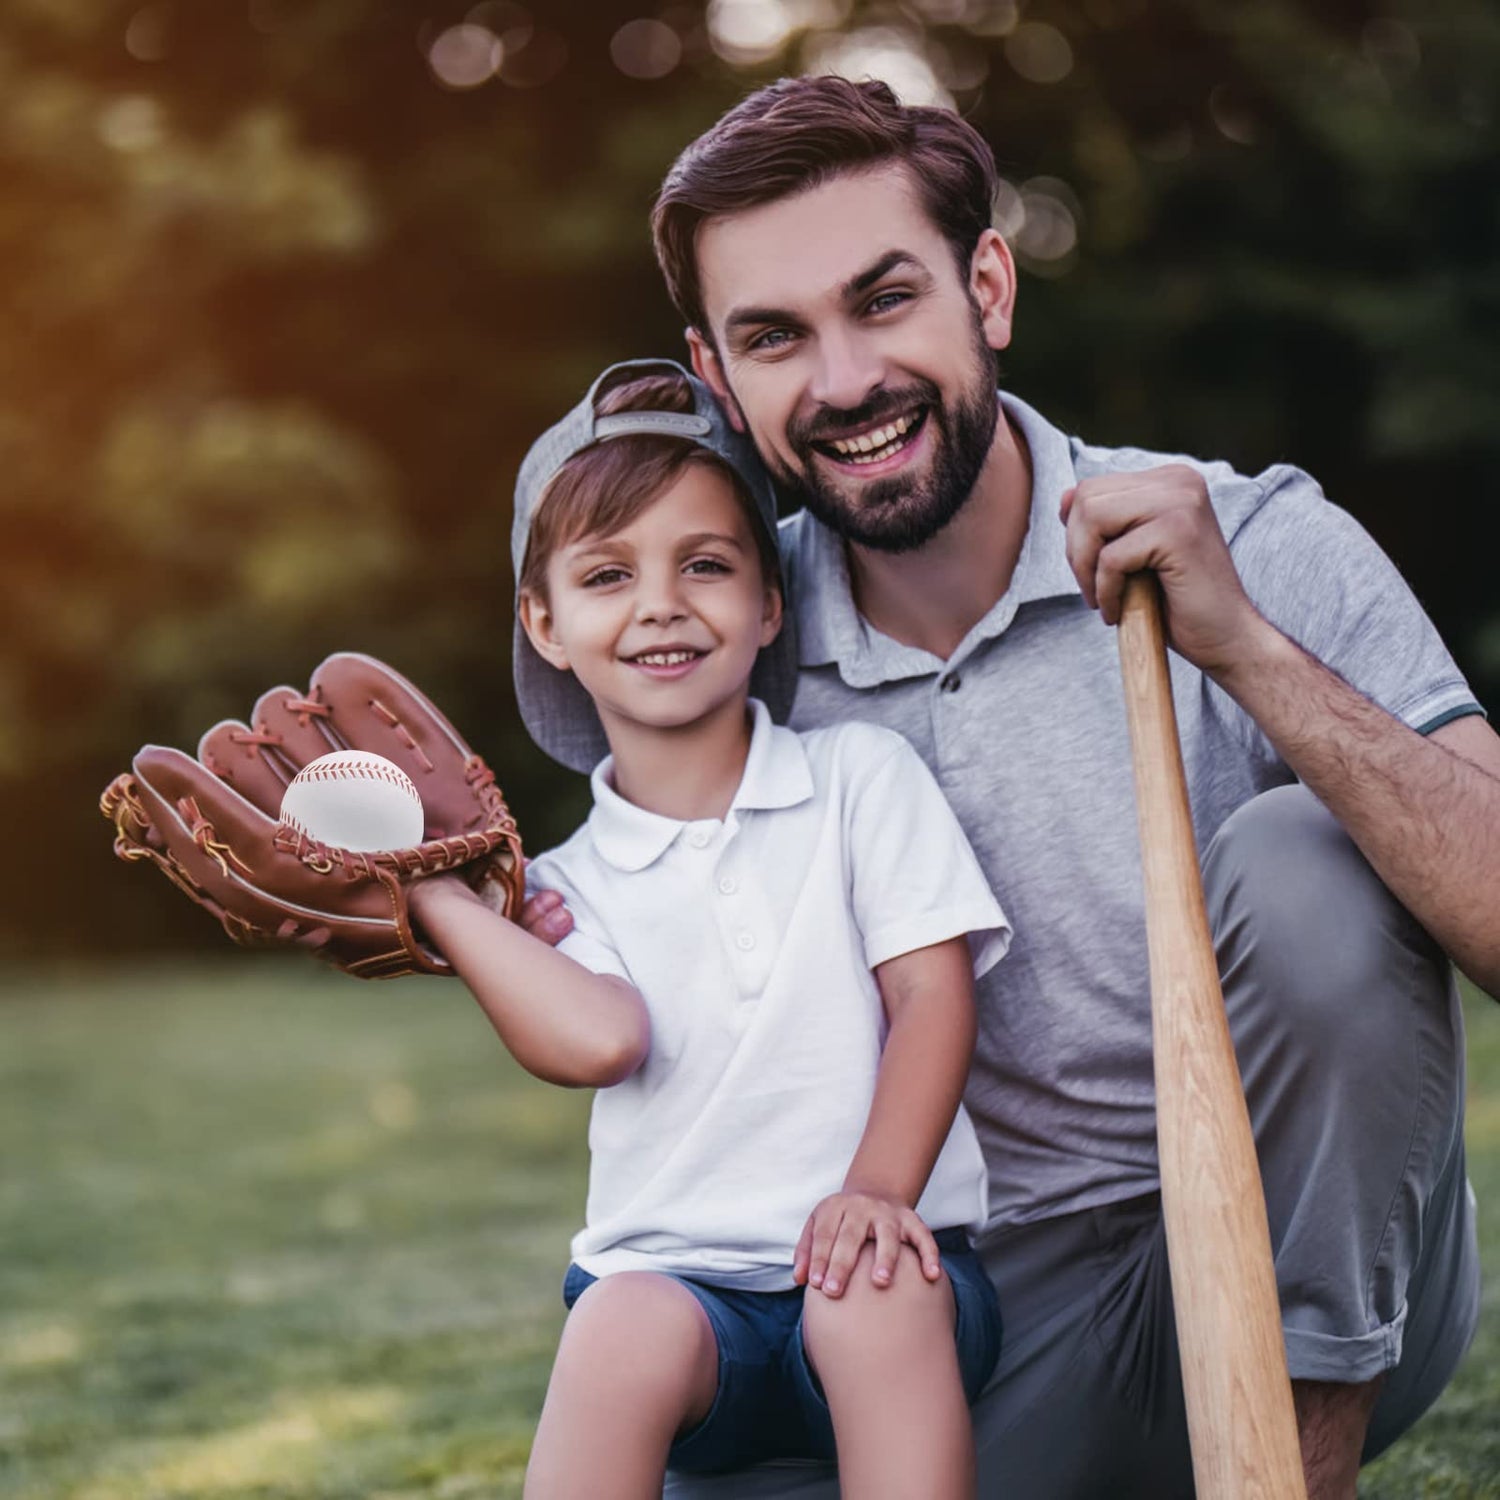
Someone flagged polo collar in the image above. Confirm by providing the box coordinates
[792,390,1081,685]
[1002,390,1087,606]
[587,699,815,872]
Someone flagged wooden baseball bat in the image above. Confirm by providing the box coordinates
[1117,573,1307,1499]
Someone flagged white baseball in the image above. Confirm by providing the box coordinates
[279,750,425,851]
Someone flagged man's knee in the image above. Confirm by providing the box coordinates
[1203,783,1448,1056]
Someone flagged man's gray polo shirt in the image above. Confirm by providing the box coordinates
[780,391,1481,1231]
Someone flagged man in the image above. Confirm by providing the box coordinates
[527,76,1494,1498]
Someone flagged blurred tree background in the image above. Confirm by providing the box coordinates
[2,0,1496,959]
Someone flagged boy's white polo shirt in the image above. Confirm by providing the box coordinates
[527,700,1011,1292]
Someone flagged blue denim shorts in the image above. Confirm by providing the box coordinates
[561,1228,1001,1475]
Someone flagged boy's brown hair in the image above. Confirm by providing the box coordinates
[518,370,780,602]
[652,75,999,338]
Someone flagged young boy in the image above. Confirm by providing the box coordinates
[409,359,1009,1499]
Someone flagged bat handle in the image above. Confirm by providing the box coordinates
[1118,574,1308,1500]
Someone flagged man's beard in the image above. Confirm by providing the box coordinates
[768,327,999,554]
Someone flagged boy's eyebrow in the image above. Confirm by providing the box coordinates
[562,536,632,562]
[561,530,747,561]
[722,249,927,338]
[676,530,747,552]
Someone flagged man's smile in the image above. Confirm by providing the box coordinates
[808,405,932,482]
[815,407,929,467]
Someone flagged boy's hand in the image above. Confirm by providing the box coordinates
[793,1191,942,1297]
[519,882,574,946]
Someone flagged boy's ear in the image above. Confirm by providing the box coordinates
[686,328,747,434]
[518,590,570,671]
[760,582,784,648]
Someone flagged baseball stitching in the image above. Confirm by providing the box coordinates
[290,757,419,795]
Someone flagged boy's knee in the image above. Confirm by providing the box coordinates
[802,1246,954,1367]
[563,1272,717,1388]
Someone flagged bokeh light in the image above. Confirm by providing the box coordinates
[124,3,171,63]
[966,0,1019,38]
[467,1,534,55]
[611,19,683,80]
[991,178,1026,240]
[907,0,984,22]
[707,0,797,64]
[993,176,1080,271]
[930,36,990,94]
[426,24,503,91]
[804,28,953,109]
[1209,84,1257,146]
[1004,21,1073,84]
[97,95,165,154]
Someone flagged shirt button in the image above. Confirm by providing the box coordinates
[734,931,755,952]
[688,829,711,849]
[940,673,962,693]
[718,876,738,895]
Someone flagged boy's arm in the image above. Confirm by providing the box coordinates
[409,876,649,1089]
[793,935,976,1297]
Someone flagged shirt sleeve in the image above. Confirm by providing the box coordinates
[1229,465,1482,735]
[525,851,632,983]
[839,725,1012,977]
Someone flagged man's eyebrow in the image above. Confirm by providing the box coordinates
[841,249,926,300]
[723,302,799,338]
[721,250,928,338]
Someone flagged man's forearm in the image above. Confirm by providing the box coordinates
[1215,620,1500,996]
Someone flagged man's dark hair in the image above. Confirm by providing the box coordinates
[652,75,999,337]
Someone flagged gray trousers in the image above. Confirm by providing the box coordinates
[664,785,1481,1498]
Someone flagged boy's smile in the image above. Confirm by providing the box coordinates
[521,462,782,757]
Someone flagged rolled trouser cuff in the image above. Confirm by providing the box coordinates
[1284,1308,1408,1385]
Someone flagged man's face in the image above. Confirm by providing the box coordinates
[690,166,1014,553]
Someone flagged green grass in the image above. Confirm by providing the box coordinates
[0,962,1495,1498]
[0,962,588,1499]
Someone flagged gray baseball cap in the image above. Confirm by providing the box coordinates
[511,357,798,774]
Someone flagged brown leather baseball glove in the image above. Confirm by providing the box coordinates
[100,652,526,979]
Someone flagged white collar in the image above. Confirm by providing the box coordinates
[587,699,814,872]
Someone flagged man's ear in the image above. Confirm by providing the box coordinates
[686,328,747,433]
[969,228,1017,354]
[518,590,570,671]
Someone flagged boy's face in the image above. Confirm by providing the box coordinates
[519,464,782,750]
[686,166,1015,552]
